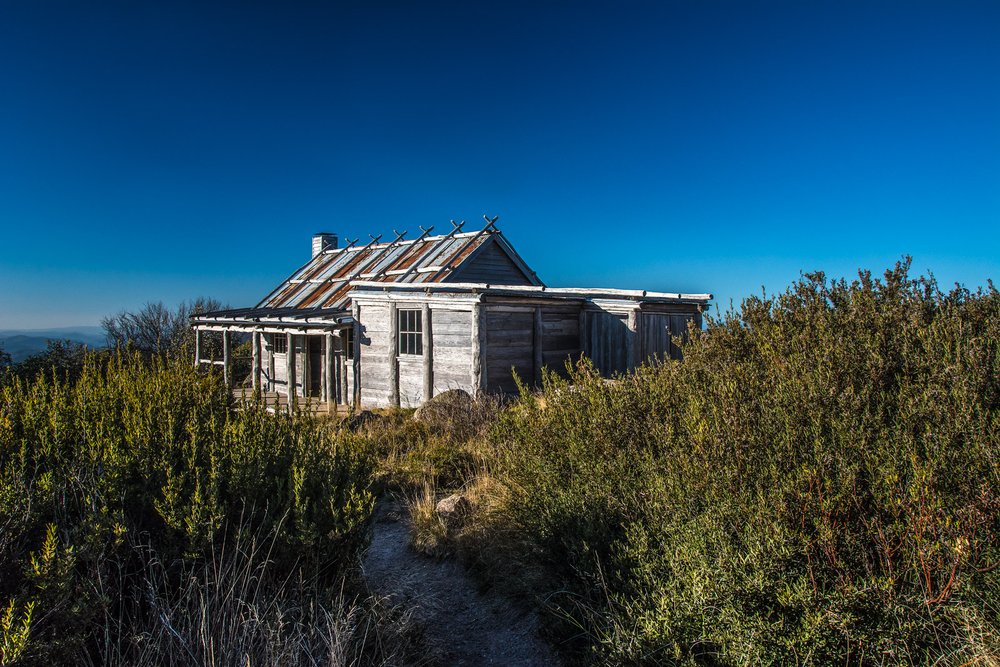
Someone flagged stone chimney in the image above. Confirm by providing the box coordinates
[312,232,338,258]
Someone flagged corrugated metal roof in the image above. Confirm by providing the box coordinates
[254,225,538,313]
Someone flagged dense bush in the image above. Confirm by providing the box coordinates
[0,353,378,664]
[477,262,998,664]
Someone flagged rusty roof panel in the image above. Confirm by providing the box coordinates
[385,240,432,272]
[252,226,540,314]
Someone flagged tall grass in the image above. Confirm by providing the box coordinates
[464,262,999,664]
[89,521,419,667]
[0,353,390,665]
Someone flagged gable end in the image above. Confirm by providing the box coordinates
[445,235,541,286]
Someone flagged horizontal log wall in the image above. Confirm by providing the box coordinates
[351,290,705,406]
[484,307,534,393]
[540,305,582,377]
[398,357,423,408]
[432,308,474,395]
[358,298,479,407]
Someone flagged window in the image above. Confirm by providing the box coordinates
[398,309,423,356]
[344,327,355,360]
[273,334,287,354]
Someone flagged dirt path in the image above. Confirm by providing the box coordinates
[363,501,558,666]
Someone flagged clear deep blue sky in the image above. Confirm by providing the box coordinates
[1,1,998,328]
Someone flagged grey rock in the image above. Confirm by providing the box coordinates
[434,493,472,529]
[413,388,473,422]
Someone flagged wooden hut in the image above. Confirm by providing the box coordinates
[190,218,711,410]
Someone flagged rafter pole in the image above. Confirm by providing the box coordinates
[397,220,466,283]
[368,225,435,283]
[427,216,498,283]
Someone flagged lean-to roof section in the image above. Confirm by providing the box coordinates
[254,224,543,313]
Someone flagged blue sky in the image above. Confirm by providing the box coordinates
[1,1,998,328]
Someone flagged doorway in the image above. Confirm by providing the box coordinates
[307,336,323,397]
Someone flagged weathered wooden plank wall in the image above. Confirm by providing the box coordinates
[270,336,287,387]
[351,291,705,407]
[360,304,392,407]
[584,310,631,376]
[432,308,474,395]
[398,357,424,407]
[447,242,532,284]
[640,312,697,361]
[540,306,581,376]
[484,307,534,393]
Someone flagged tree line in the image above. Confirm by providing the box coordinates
[1,298,225,383]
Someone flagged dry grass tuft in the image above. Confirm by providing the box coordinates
[407,482,449,557]
[90,523,426,667]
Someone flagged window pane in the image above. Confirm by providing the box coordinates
[397,309,423,355]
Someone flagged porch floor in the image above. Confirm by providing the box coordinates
[231,388,352,416]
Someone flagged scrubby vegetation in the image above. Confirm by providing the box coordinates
[0,354,415,665]
[403,262,999,664]
[3,261,997,665]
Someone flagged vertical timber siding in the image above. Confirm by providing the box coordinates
[639,311,699,361]
[584,309,632,376]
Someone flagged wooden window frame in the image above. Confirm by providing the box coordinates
[273,334,287,354]
[345,327,355,360]
[397,309,423,356]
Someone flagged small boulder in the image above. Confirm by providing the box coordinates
[434,493,472,529]
[413,388,473,422]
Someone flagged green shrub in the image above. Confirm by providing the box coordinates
[482,261,999,664]
[0,353,376,663]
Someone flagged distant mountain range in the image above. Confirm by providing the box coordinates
[0,326,107,363]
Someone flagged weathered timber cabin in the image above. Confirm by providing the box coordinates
[190,219,711,410]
